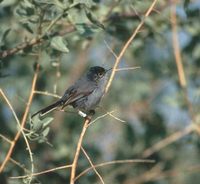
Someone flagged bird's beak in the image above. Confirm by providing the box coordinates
[106,68,112,73]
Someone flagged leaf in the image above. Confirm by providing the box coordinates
[42,117,54,128]
[0,28,10,50]
[21,0,35,16]
[84,8,105,30]
[42,127,50,137]
[21,22,34,34]
[30,115,43,132]
[51,36,69,52]
[0,28,11,44]
[75,23,99,37]
[27,115,53,143]
[73,0,95,8]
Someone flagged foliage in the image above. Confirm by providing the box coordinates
[0,0,200,184]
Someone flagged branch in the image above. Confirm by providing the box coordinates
[0,90,34,176]
[0,26,75,59]
[81,147,105,184]
[170,0,186,88]
[34,90,61,99]
[0,4,77,59]
[142,124,194,158]
[75,159,155,181]
[70,118,91,184]
[105,0,159,93]
[0,38,42,59]
[170,0,200,135]
[0,63,40,173]
[10,164,72,179]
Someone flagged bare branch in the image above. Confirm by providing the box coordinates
[142,125,194,158]
[170,0,186,87]
[105,0,159,93]
[115,66,141,72]
[0,63,40,173]
[10,164,72,179]
[81,147,105,184]
[34,90,61,99]
[0,89,35,177]
[75,159,155,181]
[70,118,91,184]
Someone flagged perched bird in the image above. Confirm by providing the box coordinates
[32,66,110,118]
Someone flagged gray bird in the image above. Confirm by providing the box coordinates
[32,66,110,118]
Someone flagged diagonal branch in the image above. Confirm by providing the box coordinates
[70,118,91,184]
[170,0,186,88]
[0,63,40,173]
[0,4,77,59]
[81,147,105,184]
[142,124,194,158]
[105,0,159,93]
[0,90,34,178]
[75,159,155,181]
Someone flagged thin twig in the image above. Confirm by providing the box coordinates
[105,0,159,93]
[88,110,126,127]
[0,89,35,178]
[170,0,186,88]
[115,66,141,71]
[0,134,31,173]
[88,111,115,127]
[9,158,30,174]
[10,159,154,180]
[106,111,126,123]
[104,40,118,59]
[133,163,200,183]
[170,0,200,135]
[10,164,72,179]
[142,124,194,158]
[81,147,105,184]
[75,159,155,181]
[0,4,77,59]
[34,90,61,99]
[70,118,91,184]
[0,64,40,173]
[0,134,12,144]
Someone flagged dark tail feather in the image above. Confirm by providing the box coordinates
[31,100,63,118]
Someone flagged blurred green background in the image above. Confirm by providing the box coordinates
[0,0,200,184]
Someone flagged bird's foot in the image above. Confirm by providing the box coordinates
[78,110,87,118]
[78,110,95,120]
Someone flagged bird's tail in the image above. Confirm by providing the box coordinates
[31,100,63,118]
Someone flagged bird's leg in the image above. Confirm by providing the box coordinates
[78,110,87,118]
[78,110,95,119]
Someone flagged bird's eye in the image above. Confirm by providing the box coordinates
[98,72,104,78]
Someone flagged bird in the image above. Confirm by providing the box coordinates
[31,66,110,118]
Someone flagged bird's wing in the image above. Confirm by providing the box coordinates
[61,79,97,107]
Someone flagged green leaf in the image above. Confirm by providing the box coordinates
[27,115,53,143]
[21,0,35,16]
[21,22,34,34]
[75,23,99,37]
[73,0,95,8]
[0,28,11,44]
[51,36,69,52]
[84,8,105,30]
[42,127,50,137]
[42,117,54,128]
[30,115,43,132]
